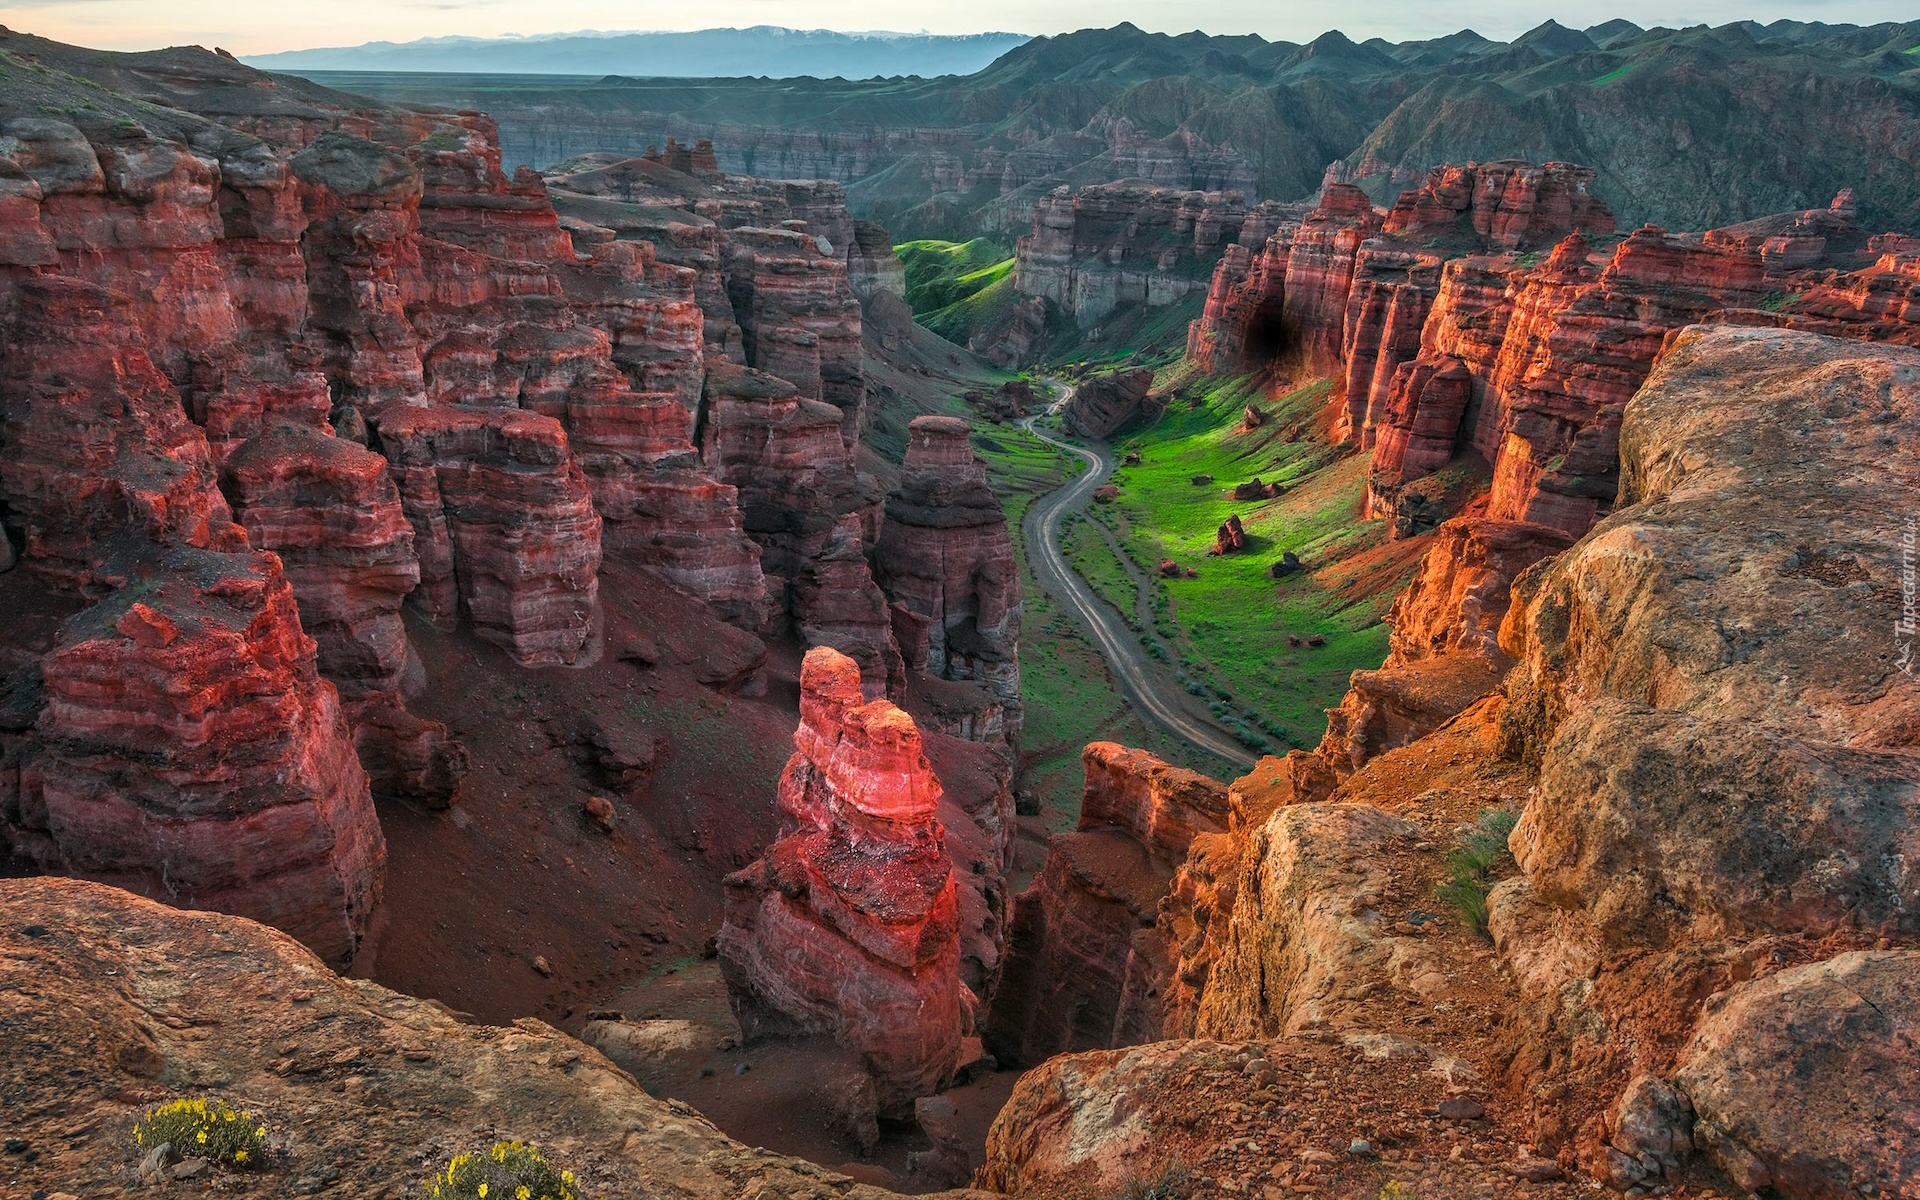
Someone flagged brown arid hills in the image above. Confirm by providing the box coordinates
[0,23,1917,1200]
[306,19,1920,241]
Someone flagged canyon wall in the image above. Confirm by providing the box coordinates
[984,325,1920,1199]
[1012,182,1301,327]
[1189,162,1920,545]
[876,416,1023,742]
[985,743,1228,1067]
[0,35,943,967]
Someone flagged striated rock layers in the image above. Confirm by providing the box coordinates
[986,743,1228,1067]
[5,547,384,967]
[1014,181,1301,326]
[542,154,909,669]
[1189,161,1920,545]
[876,416,1022,742]
[0,34,911,958]
[718,648,964,1116]
[1062,367,1159,439]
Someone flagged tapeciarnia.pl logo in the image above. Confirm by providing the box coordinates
[1899,516,1917,677]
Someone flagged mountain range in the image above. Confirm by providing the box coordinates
[243,26,1029,79]
[300,18,1920,239]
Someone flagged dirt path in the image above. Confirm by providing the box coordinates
[1019,388,1258,770]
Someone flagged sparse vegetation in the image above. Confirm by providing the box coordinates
[1436,809,1521,937]
[1115,1158,1193,1200]
[419,1141,585,1200]
[132,1098,267,1168]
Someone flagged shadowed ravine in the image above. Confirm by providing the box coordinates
[1019,387,1258,768]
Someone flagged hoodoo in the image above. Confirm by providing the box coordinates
[718,647,965,1116]
[876,415,1023,742]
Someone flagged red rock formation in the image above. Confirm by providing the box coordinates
[371,404,602,667]
[986,743,1227,1066]
[1384,161,1615,250]
[1209,514,1247,555]
[0,277,247,588]
[1193,164,1920,545]
[1014,182,1262,325]
[220,426,467,805]
[8,546,384,967]
[725,226,866,448]
[700,364,899,685]
[875,416,1022,741]
[1481,227,1769,533]
[718,647,963,1116]
[1063,367,1158,438]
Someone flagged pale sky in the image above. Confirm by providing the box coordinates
[0,0,1911,58]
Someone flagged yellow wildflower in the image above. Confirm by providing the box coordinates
[235,1150,248,1165]
[479,1186,489,1198]
[197,1130,208,1144]
[518,1188,531,1200]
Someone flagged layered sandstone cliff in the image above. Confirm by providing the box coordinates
[718,647,965,1116]
[986,743,1228,1066]
[876,416,1022,742]
[1189,161,1920,546]
[1013,182,1298,326]
[0,34,917,966]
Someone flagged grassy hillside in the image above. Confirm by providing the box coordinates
[897,239,1015,315]
[1071,368,1446,749]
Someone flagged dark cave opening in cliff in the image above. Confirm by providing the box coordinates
[1241,297,1299,372]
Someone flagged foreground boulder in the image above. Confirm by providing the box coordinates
[0,877,977,1199]
[1062,368,1157,439]
[718,647,963,1116]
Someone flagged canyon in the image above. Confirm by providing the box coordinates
[0,18,1916,1200]
[0,30,1017,1030]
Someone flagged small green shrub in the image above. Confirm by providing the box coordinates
[1116,1158,1191,1200]
[1436,808,1520,937]
[1380,1183,1420,1200]
[132,1098,266,1168]
[420,1141,585,1200]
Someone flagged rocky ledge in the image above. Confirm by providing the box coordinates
[0,876,985,1199]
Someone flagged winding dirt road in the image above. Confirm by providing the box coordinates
[1019,390,1259,770]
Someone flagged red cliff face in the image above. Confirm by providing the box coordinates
[10,546,384,967]
[1192,165,1920,543]
[719,647,963,1117]
[725,226,866,449]
[1383,161,1615,250]
[986,743,1228,1066]
[0,41,931,968]
[875,416,1022,742]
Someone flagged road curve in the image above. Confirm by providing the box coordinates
[1019,394,1259,770]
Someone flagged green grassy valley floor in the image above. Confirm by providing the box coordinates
[968,421,1236,824]
[870,281,1436,813]
[1056,366,1443,752]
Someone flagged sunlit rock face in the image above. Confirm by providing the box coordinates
[718,647,964,1117]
